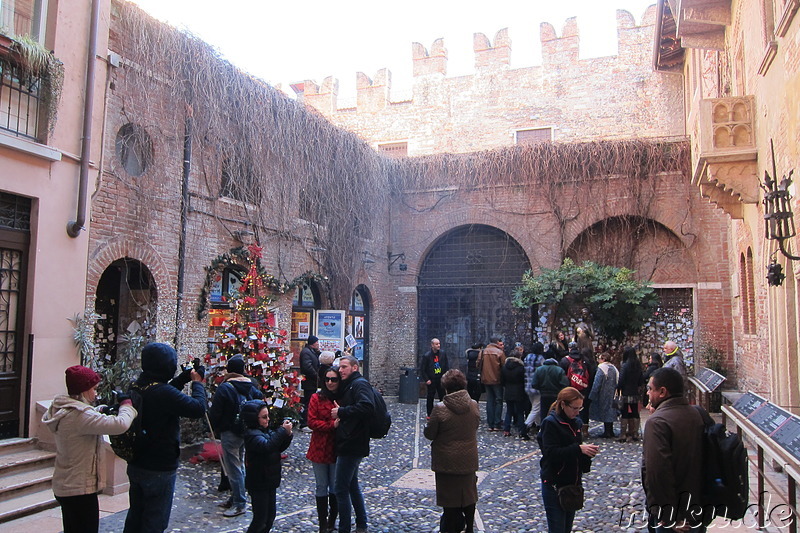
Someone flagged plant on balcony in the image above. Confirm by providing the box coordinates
[2,33,64,135]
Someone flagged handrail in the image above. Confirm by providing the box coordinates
[721,404,800,532]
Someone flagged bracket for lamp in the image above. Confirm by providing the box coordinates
[762,139,800,260]
[388,252,407,271]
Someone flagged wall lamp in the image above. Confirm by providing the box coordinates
[388,252,407,271]
[762,140,798,262]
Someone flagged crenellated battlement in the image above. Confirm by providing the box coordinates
[295,5,677,152]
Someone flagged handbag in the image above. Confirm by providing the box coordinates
[612,391,624,412]
[557,483,585,511]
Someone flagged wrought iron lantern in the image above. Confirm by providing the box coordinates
[762,140,798,261]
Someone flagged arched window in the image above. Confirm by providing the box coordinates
[347,286,371,377]
[740,248,757,334]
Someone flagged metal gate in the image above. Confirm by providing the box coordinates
[417,225,532,372]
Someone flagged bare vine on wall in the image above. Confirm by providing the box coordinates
[113,2,695,312]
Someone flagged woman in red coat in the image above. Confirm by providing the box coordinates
[307,362,340,533]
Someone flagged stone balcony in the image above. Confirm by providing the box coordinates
[690,95,758,219]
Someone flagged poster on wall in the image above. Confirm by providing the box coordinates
[353,338,364,361]
[354,316,364,339]
[292,311,311,340]
[316,310,345,352]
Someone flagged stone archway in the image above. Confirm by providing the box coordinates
[417,224,532,372]
[95,258,157,362]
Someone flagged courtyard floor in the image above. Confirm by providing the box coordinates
[9,398,775,532]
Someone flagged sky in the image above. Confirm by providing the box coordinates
[129,0,656,102]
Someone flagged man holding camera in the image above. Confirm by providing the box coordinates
[208,354,263,517]
[123,343,207,533]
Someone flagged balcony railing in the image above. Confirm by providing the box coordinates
[689,94,759,218]
[0,57,42,141]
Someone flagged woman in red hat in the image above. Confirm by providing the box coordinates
[42,365,137,533]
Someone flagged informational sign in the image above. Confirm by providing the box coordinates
[316,310,345,352]
[209,272,224,302]
[732,392,767,417]
[291,311,312,340]
[772,416,800,462]
[748,402,791,436]
[695,367,726,392]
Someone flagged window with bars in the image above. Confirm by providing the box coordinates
[0,59,42,140]
[0,192,31,231]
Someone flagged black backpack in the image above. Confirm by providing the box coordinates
[227,383,255,436]
[367,383,391,439]
[695,406,750,521]
[110,381,159,462]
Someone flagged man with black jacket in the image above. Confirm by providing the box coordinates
[208,354,263,517]
[299,335,321,426]
[123,343,207,533]
[419,338,448,417]
[331,355,375,533]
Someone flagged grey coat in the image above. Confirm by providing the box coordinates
[588,362,619,423]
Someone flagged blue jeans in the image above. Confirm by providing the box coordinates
[541,481,576,533]
[123,464,177,533]
[220,430,246,507]
[312,461,336,498]
[335,455,367,533]
[485,384,504,429]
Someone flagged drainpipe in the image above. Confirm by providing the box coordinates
[174,108,192,349]
[67,0,101,237]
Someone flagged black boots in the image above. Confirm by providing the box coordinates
[602,422,615,438]
[327,493,338,532]
[316,496,328,533]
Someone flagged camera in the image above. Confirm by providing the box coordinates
[283,417,297,427]
[97,389,125,415]
[180,357,205,379]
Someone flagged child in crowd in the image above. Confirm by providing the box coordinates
[241,400,294,533]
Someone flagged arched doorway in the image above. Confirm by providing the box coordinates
[290,281,322,365]
[347,285,371,378]
[417,224,532,371]
[95,258,157,362]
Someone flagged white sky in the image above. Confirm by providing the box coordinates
[128,0,656,102]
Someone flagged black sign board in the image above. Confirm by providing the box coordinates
[772,416,800,462]
[694,367,726,393]
[748,402,792,435]
[732,392,767,417]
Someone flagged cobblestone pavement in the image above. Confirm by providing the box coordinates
[97,399,656,533]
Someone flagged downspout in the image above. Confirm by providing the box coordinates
[174,107,192,349]
[67,0,101,237]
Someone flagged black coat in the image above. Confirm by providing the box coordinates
[208,377,264,434]
[300,345,321,392]
[618,359,645,396]
[537,411,592,487]
[419,349,449,382]
[241,400,293,491]
[559,350,597,395]
[501,357,526,402]
[465,349,481,382]
[335,372,375,458]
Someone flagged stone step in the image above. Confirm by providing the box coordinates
[0,464,54,503]
[0,487,57,524]
[0,448,56,476]
[0,437,37,455]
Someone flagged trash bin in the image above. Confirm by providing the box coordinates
[398,367,419,404]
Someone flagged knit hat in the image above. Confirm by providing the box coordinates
[307,335,319,346]
[226,355,246,375]
[65,365,101,395]
[319,351,335,365]
[141,342,178,382]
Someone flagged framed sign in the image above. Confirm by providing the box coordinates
[748,402,791,435]
[772,416,800,462]
[317,310,345,352]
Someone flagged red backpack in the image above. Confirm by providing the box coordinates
[566,357,589,391]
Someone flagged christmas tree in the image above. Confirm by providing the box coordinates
[207,243,302,424]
